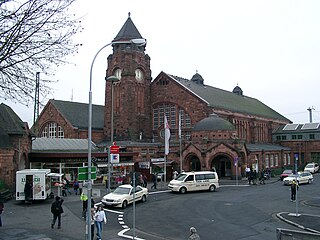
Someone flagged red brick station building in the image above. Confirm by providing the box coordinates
[1,15,320,189]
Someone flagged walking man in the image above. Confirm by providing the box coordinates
[151,173,157,189]
[291,179,299,202]
[51,196,64,229]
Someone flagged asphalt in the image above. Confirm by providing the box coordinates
[1,178,320,240]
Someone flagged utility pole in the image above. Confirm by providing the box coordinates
[307,106,315,123]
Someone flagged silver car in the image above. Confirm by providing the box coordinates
[283,171,313,185]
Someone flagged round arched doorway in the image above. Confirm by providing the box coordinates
[211,154,232,179]
[186,154,201,171]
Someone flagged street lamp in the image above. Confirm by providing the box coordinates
[105,75,120,194]
[86,38,146,240]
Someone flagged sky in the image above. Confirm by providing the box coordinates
[3,0,320,126]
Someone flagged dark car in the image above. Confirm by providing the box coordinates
[280,169,293,181]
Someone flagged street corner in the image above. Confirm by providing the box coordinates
[277,212,320,234]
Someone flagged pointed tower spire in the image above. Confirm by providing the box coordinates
[114,13,143,41]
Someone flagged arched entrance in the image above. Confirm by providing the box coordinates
[211,154,232,179]
[186,154,201,171]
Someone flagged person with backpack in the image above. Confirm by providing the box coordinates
[51,196,64,229]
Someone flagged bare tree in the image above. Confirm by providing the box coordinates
[0,0,82,105]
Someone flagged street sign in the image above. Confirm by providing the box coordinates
[110,154,119,163]
[110,145,120,154]
[78,166,97,181]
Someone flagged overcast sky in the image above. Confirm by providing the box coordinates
[3,0,320,126]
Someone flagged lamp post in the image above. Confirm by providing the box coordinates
[87,38,146,240]
[105,75,120,194]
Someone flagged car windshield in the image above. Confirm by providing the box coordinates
[176,174,187,181]
[305,164,314,168]
[113,187,131,195]
[283,170,292,174]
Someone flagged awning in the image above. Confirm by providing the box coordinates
[97,162,134,168]
[47,173,64,177]
[152,161,174,165]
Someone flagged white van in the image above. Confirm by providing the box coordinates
[168,171,219,194]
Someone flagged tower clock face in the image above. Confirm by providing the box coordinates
[114,69,122,80]
[135,69,144,82]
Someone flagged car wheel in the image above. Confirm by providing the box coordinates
[179,187,187,194]
[122,200,128,209]
[141,195,146,203]
[209,185,216,192]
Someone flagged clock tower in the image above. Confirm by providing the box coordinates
[104,13,152,141]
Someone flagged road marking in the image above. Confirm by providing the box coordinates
[118,228,145,240]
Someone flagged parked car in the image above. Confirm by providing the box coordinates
[304,162,319,174]
[101,184,148,209]
[280,169,293,181]
[283,171,313,185]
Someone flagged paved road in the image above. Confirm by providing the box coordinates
[1,176,319,240]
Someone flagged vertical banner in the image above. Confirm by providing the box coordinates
[164,114,171,155]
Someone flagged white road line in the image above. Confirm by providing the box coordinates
[118,228,145,240]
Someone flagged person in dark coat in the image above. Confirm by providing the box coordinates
[291,179,299,202]
[259,169,266,184]
[24,180,33,201]
[151,173,157,189]
[51,196,64,229]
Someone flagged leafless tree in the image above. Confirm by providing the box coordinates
[0,0,82,105]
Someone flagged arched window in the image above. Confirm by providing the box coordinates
[41,122,64,138]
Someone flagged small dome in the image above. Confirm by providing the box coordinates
[192,114,235,131]
[232,85,243,96]
[191,72,204,85]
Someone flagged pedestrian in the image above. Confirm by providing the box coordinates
[143,174,148,188]
[151,173,157,189]
[252,170,257,185]
[245,165,251,179]
[248,170,253,185]
[63,178,72,195]
[259,169,265,184]
[73,179,79,195]
[0,201,4,227]
[173,170,178,179]
[94,205,107,240]
[62,183,67,197]
[90,207,95,240]
[291,179,299,202]
[24,180,33,201]
[188,226,200,240]
[81,192,88,218]
[139,174,144,186]
[79,181,83,195]
[51,196,64,229]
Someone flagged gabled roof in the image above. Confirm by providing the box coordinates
[166,73,290,122]
[0,103,27,148]
[50,100,104,130]
[114,13,143,41]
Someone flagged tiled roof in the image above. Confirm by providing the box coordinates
[31,138,98,153]
[51,100,104,130]
[169,74,290,122]
[0,103,26,148]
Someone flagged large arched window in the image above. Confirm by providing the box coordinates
[41,122,64,138]
[152,103,191,141]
